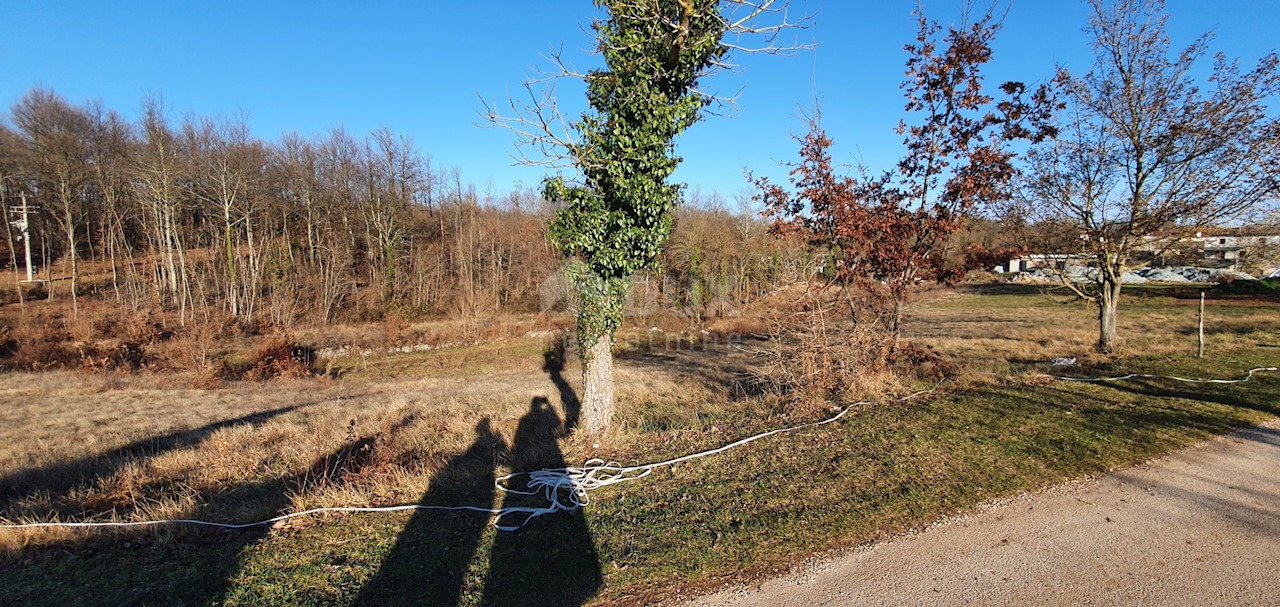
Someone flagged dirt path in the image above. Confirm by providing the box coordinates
[684,420,1280,607]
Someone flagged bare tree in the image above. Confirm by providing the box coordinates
[1017,0,1280,352]
[84,102,139,304]
[0,125,28,305]
[10,89,93,319]
[135,99,195,323]
[363,128,423,306]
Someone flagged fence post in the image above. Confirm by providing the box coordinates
[1197,291,1205,358]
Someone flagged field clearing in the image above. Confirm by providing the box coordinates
[1,284,1277,606]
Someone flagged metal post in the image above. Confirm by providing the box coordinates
[1198,291,1205,359]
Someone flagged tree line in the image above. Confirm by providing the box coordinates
[0,89,810,329]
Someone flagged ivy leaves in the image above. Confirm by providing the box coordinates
[546,0,728,347]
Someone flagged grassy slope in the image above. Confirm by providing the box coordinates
[2,286,1277,607]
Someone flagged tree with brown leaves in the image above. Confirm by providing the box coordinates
[758,5,1055,344]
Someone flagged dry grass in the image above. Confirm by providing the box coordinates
[904,284,1280,380]
[0,321,755,553]
[7,283,1270,551]
[0,281,1276,605]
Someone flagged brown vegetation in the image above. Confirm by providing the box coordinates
[0,89,811,339]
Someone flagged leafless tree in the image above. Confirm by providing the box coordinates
[10,89,93,319]
[1017,0,1280,352]
[135,99,195,323]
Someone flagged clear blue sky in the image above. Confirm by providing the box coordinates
[3,1,1277,205]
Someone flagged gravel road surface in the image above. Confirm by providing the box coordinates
[685,420,1280,607]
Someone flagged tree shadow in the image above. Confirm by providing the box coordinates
[613,331,768,400]
[480,397,602,607]
[353,418,507,606]
[0,401,314,508]
[1094,379,1280,417]
[543,337,581,431]
[0,414,416,607]
[1108,424,1280,536]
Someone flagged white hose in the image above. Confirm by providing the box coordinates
[1,389,933,533]
[1050,366,1277,384]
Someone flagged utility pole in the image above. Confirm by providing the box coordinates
[10,191,36,282]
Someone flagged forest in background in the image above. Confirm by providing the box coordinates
[0,88,848,333]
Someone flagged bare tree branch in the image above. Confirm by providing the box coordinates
[481,1,814,173]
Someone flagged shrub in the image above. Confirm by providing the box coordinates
[242,334,318,380]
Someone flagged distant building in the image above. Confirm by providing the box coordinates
[1182,231,1280,269]
[998,228,1280,275]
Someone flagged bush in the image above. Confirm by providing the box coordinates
[751,289,891,401]
[242,333,317,380]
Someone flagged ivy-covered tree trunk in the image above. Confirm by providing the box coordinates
[565,266,629,434]
[543,0,732,435]
[581,334,615,434]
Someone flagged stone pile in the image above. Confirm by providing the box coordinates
[1010,266,1256,284]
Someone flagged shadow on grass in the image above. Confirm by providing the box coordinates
[0,401,315,505]
[614,332,768,400]
[1094,379,1280,417]
[353,418,506,606]
[0,414,417,607]
[479,397,601,607]
[544,338,581,431]
[955,283,1064,297]
[354,344,602,606]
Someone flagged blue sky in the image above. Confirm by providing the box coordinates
[3,1,1278,205]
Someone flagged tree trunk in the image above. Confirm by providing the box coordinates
[224,206,238,317]
[1097,279,1122,353]
[63,202,78,321]
[890,295,904,347]
[580,333,615,435]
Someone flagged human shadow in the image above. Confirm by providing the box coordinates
[479,397,602,607]
[353,418,507,606]
[0,402,312,509]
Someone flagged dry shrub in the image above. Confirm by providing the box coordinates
[887,342,955,381]
[751,289,891,401]
[77,311,177,373]
[0,307,184,373]
[0,325,19,358]
[191,363,229,389]
[0,314,78,369]
[242,333,317,380]
[751,286,955,403]
[77,341,151,372]
[193,333,319,384]
[383,311,411,346]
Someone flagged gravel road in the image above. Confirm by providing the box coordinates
[684,420,1280,607]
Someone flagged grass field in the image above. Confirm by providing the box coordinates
[1,283,1277,606]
